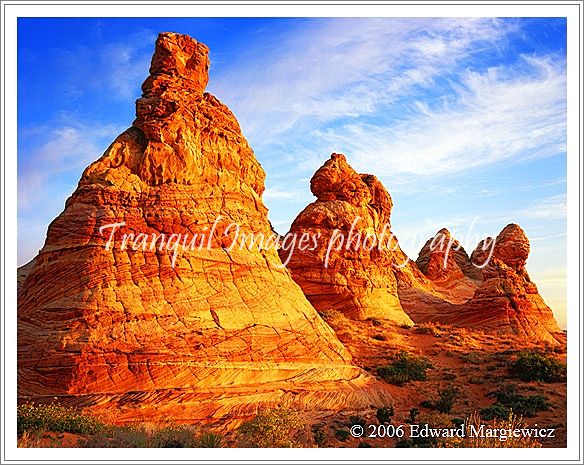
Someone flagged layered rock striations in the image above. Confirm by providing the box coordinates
[405,224,562,343]
[281,153,413,325]
[460,224,562,343]
[18,33,388,423]
[416,228,482,283]
[283,154,562,343]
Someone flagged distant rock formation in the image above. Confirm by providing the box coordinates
[281,153,413,325]
[461,224,562,343]
[405,224,562,344]
[416,228,482,282]
[18,33,388,424]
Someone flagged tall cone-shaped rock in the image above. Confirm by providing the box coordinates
[281,153,413,325]
[18,33,387,423]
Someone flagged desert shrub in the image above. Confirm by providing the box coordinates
[490,385,550,417]
[349,415,366,428]
[407,408,420,424]
[480,403,511,421]
[510,351,566,382]
[197,432,223,448]
[400,323,413,329]
[459,352,482,364]
[434,387,458,414]
[17,403,104,436]
[334,428,350,442]
[376,406,394,424]
[372,334,387,341]
[149,425,197,448]
[451,418,464,427]
[311,423,327,447]
[238,408,301,448]
[358,441,372,447]
[377,352,432,386]
[414,323,440,337]
[79,425,149,448]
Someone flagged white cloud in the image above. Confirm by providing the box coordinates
[315,55,565,181]
[517,194,567,220]
[211,18,515,146]
[18,120,123,210]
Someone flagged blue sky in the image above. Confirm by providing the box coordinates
[18,18,567,327]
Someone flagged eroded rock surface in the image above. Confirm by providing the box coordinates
[404,224,562,344]
[281,153,413,325]
[18,33,388,423]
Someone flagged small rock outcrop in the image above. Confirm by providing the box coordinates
[416,228,482,282]
[281,153,413,325]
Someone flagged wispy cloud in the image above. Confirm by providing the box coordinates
[212,18,516,146]
[315,54,566,181]
[18,118,123,210]
[53,28,155,100]
[517,194,567,220]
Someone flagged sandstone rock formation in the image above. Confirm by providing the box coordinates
[460,224,562,343]
[416,228,481,282]
[18,33,389,423]
[404,224,562,344]
[17,258,35,296]
[281,153,413,325]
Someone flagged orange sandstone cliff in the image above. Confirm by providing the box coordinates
[17,33,388,424]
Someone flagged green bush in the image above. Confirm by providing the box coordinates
[491,385,550,417]
[423,387,458,414]
[197,432,223,448]
[238,408,301,448]
[334,429,350,442]
[17,403,104,436]
[480,403,511,421]
[407,408,420,424]
[481,385,550,420]
[349,415,366,428]
[511,351,566,382]
[311,423,327,447]
[377,352,433,386]
[376,406,394,424]
[149,425,197,448]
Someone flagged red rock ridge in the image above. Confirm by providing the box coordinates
[405,224,562,344]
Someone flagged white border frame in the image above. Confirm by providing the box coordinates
[1,1,582,463]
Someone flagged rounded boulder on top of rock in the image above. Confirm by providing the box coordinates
[462,223,563,344]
